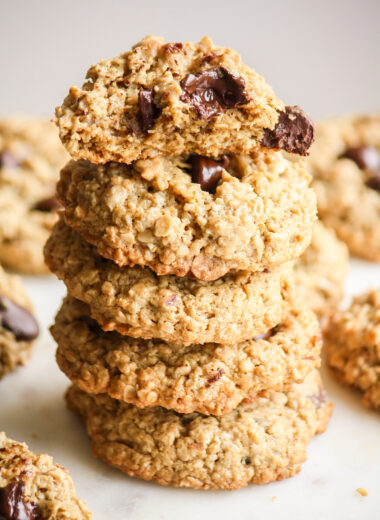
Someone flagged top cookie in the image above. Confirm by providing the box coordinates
[0,117,69,273]
[55,36,314,163]
[0,432,91,519]
[310,114,380,261]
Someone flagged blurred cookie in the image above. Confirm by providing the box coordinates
[326,289,380,411]
[294,221,348,318]
[310,114,380,261]
[0,432,91,519]
[66,370,333,490]
[0,117,68,273]
[0,266,38,379]
[57,152,315,281]
[55,36,314,164]
[53,296,321,415]
[44,220,294,346]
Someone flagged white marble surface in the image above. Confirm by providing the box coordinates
[0,260,379,519]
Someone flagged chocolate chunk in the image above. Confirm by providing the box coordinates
[33,196,62,212]
[341,146,380,192]
[163,43,183,53]
[205,368,225,388]
[189,155,229,193]
[0,481,39,520]
[341,146,380,172]
[0,295,39,341]
[253,324,280,341]
[138,89,160,133]
[244,457,251,465]
[261,105,314,156]
[180,67,250,120]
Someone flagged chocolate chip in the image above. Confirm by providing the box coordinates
[0,481,39,520]
[340,146,380,192]
[0,295,39,341]
[180,67,250,120]
[261,105,314,156]
[33,196,62,212]
[189,155,229,193]
[340,146,380,172]
[244,457,251,465]
[252,324,280,341]
[205,368,225,388]
[138,89,160,133]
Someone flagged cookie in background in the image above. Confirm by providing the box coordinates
[0,117,69,274]
[309,114,380,262]
[0,265,39,379]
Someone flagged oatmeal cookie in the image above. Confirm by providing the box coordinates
[294,221,348,318]
[0,432,91,519]
[53,296,321,415]
[55,36,314,164]
[0,117,69,273]
[44,221,293,345]
[310,114,380,261]
[326,289,380,411]
[0,266,39,379]
[57,151,316,281]
[66,370,333,490]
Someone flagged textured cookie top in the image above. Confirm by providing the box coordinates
[55,36,314,163]
[66,370,333,490]
[53,296,321,415]
[0,117,68,273]
[0,432,91,519]
[0,266,38,378]
[294,221,348,319]
[44,221,293,345]
[309,114,380,261]
[325,289,380,411]
[58,151,316,281]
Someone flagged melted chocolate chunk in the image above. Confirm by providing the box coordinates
[252,324,280,341]
[341,146,380,192]
[341,145,380,172]
[205,368,225,388]
[261,105,314,156]
[138,89,160,133]
[189,155,229,193]
[180,67,250,120]
[0,295,39,341]
[33,196,62,212]
[0,481,38,520]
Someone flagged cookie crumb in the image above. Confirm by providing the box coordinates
[356,488,368,497]
[271,496,277,502]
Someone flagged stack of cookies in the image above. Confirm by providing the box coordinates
[45,36,333,490]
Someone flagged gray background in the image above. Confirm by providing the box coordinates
[1,0,379,120]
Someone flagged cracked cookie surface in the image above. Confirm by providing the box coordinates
[294,221,348,319]
[310,114,380,261]
[0,432,91,519]
[44,221,294,345]
[53,296,321,415]
[326,289,380,411]
[55,36,315,164]
[0,117,69,273]
[66,370,333,490]
[57,151,315,281]
[0,266,38,379]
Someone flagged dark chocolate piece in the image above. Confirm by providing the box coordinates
[341,145,380,172]
[180,67,250,120]
[205,368,225,388]
[252,324,280,341]
[261,105,314,156]
[138,89,160,133]
[189,155,229,193]
[0,481,38,520]
[33,196,62,212]
[0,295,39,341]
